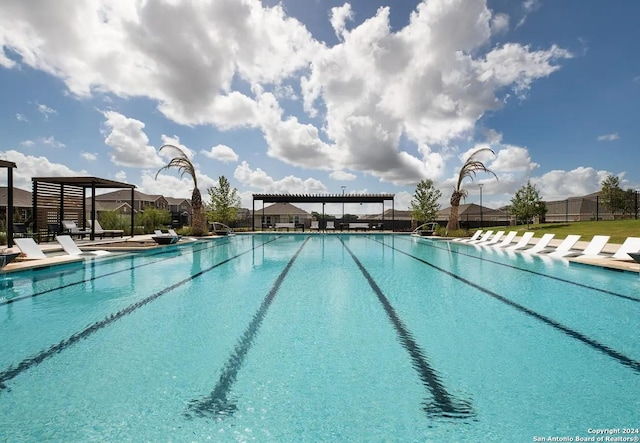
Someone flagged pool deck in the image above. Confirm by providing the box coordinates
[1,233,639,274]
[0,234,202,274]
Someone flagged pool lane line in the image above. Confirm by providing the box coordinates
[368,236,640,374]
[338,237,474,420]
[0,236,283,393]
[0,237,241,307]
[396,236,640,304]
[185,236,311,420]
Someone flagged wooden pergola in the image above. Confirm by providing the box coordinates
[1,159,17,247]
[252,193,395,231]
[32,177,136,241]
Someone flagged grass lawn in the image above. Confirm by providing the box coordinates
[483,219,640,245]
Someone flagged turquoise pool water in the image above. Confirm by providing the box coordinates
[1,234,639,441]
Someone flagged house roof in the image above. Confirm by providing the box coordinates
[0,186,33,207]
[89,201,133,212]
[91,189,158,201]
[165,196,192,206]
[438,203,506,217]
[366,209,412,220]
[253,193,394,204]
[252,202,310,215]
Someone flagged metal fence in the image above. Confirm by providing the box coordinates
[543,191,639,223]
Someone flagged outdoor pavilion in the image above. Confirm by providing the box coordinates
[32,177,136,241]
[252,193,395,231]
[1,159,17,247]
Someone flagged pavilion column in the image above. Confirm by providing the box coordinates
[130,189,135,237]
[90,184,96,240]
[7,166,14,247]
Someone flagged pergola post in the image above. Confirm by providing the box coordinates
[130,188,135,237]
[5,162,16,247]
[90,184,96,240]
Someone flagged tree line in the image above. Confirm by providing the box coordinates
[410,149,637,232]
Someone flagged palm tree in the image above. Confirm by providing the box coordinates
[446,148,497,233]
[156,144,207,236]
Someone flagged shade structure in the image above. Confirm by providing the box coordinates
[252,193,395,231]
[32,177,136,241]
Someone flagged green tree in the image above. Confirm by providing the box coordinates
[156,144,207,236]
[135,205,171,233]
[207,176,241,226]
[600,174,625,216]
[446,148,497,232]
[510,181,546,228]
[621,188,637,218]
[410,179,442,223]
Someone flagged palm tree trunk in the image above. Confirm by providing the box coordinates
[446,192,463,232]
[191,189,207,236]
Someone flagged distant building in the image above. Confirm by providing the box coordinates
[252,202,311,228]
[437,203,510,228]
[543,192,615,222]
[0,186,33,222]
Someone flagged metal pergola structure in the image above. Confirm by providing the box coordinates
[1,159,17,247]
[252,193,395,231]
[32,177,136,241]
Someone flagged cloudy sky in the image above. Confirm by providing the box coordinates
[1,0,639,215]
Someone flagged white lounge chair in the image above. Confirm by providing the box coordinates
[14,238,47,260]
[567,235,610,259]
[547,235,582,258]
[469,231,493,244]
[325,221,335,230]
[56,235,110,256]
[505,232,535,250]
[89,219,124,238]
[610,237,640,261]
[310,221,319,230]
[480,231,505,246]
[523,234,555,254]
[61,220,90,238]
[455,230,482,242]
[168,229,182,240]
[492,231,518,248]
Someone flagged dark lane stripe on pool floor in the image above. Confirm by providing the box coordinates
[0,237,240,306]
[370,237,640,375]
[185,236,310,420]
[339,238,474,420]
[398,236,639,303]
[0,236,283,393]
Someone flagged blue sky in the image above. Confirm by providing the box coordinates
[1,0,639,215]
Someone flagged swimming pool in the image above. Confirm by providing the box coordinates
[1,234,639,441]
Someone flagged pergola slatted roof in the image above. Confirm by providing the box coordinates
[32,176,136,188]
[253,193,394,203]
[251,193,396,231]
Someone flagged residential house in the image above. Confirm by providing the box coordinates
[87,190,169,215]
[252,202,311,228]
[0,186,33,222]
[165,197,192,227]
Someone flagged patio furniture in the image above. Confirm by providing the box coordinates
[88,220,124,238]
[547,235,582,258]
[504,232,535,250]
[61,221,90,239]
[14,238,47,259]
[56,235,110,256]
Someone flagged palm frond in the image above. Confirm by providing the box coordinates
[155,144,198,188]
